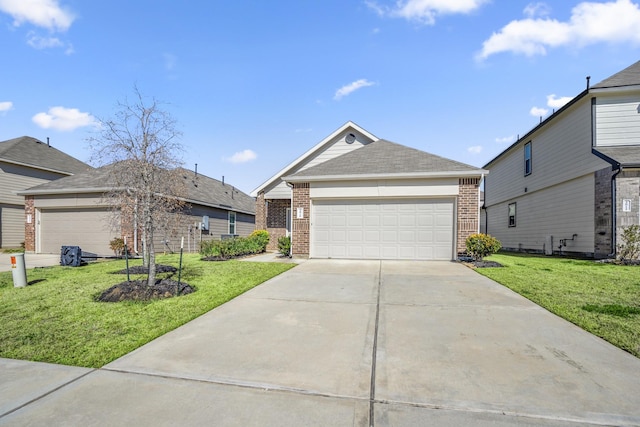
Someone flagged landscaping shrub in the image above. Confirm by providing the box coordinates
[465,233,501,261]
[278,236,291,257]
[109,237,127,256]
[618,225,640,261]
[200,231,270,259]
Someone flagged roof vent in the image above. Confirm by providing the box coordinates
[345,133,356,144]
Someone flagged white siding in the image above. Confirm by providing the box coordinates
[486,174,595,254]
[263,131,375,199]
[595,93,640,146]
[486,99,607,208]
[310,178,459,199]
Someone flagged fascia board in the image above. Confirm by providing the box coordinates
[282,170,488,183]
[0,158,78,176]
[250,121,379,196]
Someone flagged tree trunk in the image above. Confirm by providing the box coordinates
[146,214,156,287]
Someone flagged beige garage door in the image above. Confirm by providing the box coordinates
[311,198,454,260]
[39,208,119,255]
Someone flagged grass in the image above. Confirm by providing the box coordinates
[477,253,640,357]
[0,254,294,368]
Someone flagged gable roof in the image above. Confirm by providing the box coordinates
[18,164,255,215]
[284,139,486,182]
[250,121,378,196]
[592,60,640,89]
[484,61,640,169]
[0,136,90,175]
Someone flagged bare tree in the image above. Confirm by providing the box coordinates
[89,87,186,286]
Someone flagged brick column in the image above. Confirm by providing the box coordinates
[292,182,310,257]
[255,192,266,231]
[457,178,480,255]
[24,196,35,253]
[594,167,613,257]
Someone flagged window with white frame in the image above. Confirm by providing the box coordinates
[524,141,532,176]
[228,211,236,235]
[508,203,516,227]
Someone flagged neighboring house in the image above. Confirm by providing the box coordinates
[251,121,486,260]
[19,165,255,255]
[0,136,90,248]
[483,60,640,258]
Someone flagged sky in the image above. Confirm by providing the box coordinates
[1,0,640,194]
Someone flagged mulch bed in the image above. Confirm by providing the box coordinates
[201,255,234,262]
[97,279,195,302]
[458,256,503,268]
[114,264,177,274]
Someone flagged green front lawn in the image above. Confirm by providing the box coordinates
[477,253,640,357]
[0,254,294,368]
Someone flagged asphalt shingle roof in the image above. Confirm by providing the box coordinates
[20,164,255,214]
[592,60,640,89]
[0,136,91,174]
[286,139,484,179]
[593,146,640,167]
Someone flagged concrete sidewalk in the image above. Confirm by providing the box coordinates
[0,253,59,272]
[2,260,640,426]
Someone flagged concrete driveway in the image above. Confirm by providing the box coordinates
[2,260,640,426]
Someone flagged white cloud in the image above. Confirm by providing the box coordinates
[27,32,63,49]
[32,106,96,131]
[0,101,13,113]
[367,0,489,25]
[546,94,573,109]
[334,79,376,100]
[467,145,483,154]
[530,106,549,117]
[0,0,75,31]
[495,135,515,144]
[225,149,257,164]
[524,2,552,18]
[478,0,640,60]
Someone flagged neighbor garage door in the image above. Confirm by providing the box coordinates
[311,198,454,260]
[39,208,119,255]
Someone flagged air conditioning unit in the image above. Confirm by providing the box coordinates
[60,246,82,267]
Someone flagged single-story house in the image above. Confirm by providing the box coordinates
[251,121,487,260]
[483,60,640,258]
[19,164,255,255]
[0,136,90,248]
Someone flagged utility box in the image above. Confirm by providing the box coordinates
[11,253,27,288]
[201,215,209,231]
[60,246,82,267]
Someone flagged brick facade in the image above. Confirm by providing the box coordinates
[257,195,290,251]
[291,183,310,257]
[615,170,640,256]
[457,178,481,255]
[594,167,614,257]
[24,196,35,252]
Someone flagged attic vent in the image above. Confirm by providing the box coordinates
[345,133,356,144]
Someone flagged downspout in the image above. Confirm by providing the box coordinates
[286,181,294,257]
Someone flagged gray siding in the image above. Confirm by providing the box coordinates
[486,174,596,255]
[595,93,640,146]
[0,162,66,206]
[485,99,608,207]
[1,204,24,248]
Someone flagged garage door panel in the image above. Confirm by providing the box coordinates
[40,208,118,255]
[312,198,454,260]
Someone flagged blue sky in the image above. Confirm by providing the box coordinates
[1,0,640,194]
